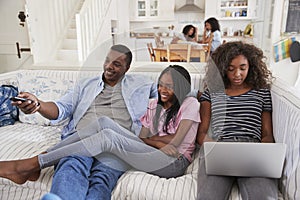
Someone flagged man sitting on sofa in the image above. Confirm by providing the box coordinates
[10,44,157,200]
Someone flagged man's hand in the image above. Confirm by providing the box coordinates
[11,92,40,114]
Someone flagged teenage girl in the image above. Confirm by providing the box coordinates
[202,17,222,52]
[197,41,277,199]
[0,65,200,184]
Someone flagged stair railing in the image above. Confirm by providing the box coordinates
[25,0,81,63]
[75,0,111,61]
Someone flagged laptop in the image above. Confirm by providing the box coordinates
[203,142,286,178]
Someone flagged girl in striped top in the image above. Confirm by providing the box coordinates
[197,41,278,200]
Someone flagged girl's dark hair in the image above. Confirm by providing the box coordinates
[205,17,220,32]
[111,44,132,66]
[182,25,196,39]
[154,65,191,134]
[205,41,273,91]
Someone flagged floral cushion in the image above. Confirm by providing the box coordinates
[17,74,74,125]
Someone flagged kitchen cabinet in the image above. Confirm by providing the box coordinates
[130,0,175,21]
[137,0,158,18]
[205,0,257,20]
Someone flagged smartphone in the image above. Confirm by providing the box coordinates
[10,96,29,102]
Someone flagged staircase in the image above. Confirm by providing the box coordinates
[54,0,84,67]
[27,0,112,68]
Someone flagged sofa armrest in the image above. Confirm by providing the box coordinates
[271,79,300,200]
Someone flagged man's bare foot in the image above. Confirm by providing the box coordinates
[28,170,41,182]
[0,156,40,184]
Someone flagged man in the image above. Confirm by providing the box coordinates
[14,44,157,199]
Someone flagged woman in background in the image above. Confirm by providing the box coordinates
[202,17,222,53]
[171,24,198,44]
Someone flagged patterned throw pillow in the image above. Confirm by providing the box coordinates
[0,85,19,126]
[17,74,74,125]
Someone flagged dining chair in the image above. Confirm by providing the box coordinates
[167,43,191,62]
[204,33,213,61]
[146,43,156,62]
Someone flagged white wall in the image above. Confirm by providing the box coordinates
[269,0,300,88]
[271,0,286,42]
[0,0,32,73]
[174,12,204,34]
[0,0,30,50]
[272,59,300,86]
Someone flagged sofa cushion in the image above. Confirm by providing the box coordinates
[17,74,74,125]
[0,122,61,199]
[112,149,201,200]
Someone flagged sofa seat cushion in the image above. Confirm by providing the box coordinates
[111,148,246,200]
[0,122,61,199]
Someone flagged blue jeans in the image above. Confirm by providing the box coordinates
[41,193,62,200]
[50,155,124,200]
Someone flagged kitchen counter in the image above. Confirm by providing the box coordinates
[134,36,174,39]
[222,35,253,39]
[132,33,251,41]
[130,32,174,39]
[133,33,155,38]
[222,35,253,43]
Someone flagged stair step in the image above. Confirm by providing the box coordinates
[66,28,77,39]
[57,49,78,61]
[62,39,77,49]
[69,19,76,29]
[75,0,84,12]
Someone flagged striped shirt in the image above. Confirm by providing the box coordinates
[200,89,272,141]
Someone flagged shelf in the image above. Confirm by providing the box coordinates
[220,6,247,10]
[223,35,253,39]
[129,17,175,22]
[218,17,254,21]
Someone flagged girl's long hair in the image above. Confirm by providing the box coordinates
[182,25,197,39]
[205,17,220,32]
[153,65,191,134]
[205,41,273,91]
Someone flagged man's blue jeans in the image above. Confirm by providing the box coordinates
[50,155,124,200]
